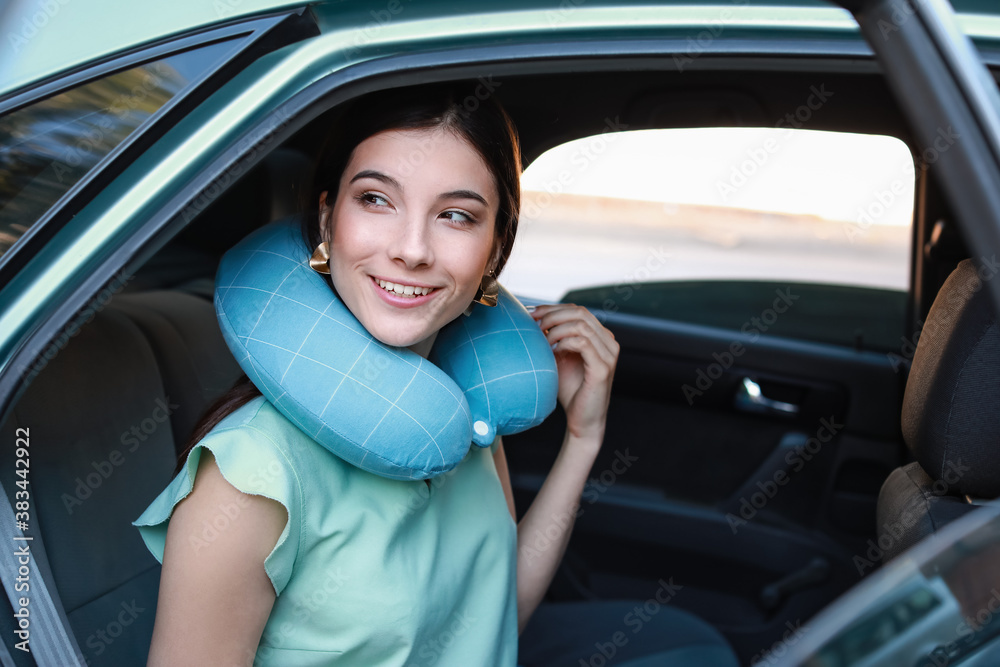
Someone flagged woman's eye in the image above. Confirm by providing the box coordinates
[357,192,389,207]
[441,210,474,224]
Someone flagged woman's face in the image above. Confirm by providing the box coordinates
[320,127,498,356]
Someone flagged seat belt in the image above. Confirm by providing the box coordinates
[0,480,86,666]
[0,626,17,667]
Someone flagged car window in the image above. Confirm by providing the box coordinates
[506,127,915,351]
[0,41,234,259]
[786,509,1000,667]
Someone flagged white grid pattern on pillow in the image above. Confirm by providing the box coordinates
[217,227,470,475]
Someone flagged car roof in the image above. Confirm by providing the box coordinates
[0,0,304,99]
[1,0,997,101]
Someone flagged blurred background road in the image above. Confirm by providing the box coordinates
[503,192,909,302]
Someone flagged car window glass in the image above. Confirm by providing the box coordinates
[0,41,233,259]
[506,127,915,351]
[794,509,1000,667]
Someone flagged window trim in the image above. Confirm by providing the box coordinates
[0,10,313,115]
[0,9,317,283]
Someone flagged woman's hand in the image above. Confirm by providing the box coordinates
[512,304,618,629]
[531,304,619,443]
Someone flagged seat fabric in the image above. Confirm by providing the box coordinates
[518,600,739,667]
[111,291,244,452]
[0,291,241,665]
[876,462,980,561]
[878,258,1000,563]
[901,259,1000,497]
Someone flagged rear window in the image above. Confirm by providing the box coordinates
[505,127,914,351]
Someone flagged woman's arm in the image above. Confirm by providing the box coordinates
[493,303,619,633]
[147,451,287,666]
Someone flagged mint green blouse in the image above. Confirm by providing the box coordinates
[134,396,518,666]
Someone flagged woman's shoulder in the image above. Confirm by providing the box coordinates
[210,394,297,442]
[207,396,328,462]
[135,395,341,593]
[201,395,364,497]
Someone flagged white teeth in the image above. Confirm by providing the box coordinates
[376,279,431,297]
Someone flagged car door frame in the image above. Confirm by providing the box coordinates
[0,1,996,661]
[0,8,319,284]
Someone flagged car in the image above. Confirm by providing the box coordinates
[1,0,1000,665]
[780,506,1000,666]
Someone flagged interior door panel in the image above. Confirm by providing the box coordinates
[504,308,905,657]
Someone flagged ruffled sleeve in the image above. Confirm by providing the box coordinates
[133,406,303,596]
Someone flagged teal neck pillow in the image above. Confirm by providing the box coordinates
[214,218,558,480]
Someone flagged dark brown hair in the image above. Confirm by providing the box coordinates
[177,82,521,469]
[305,81,521,273]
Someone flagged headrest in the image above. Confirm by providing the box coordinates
[902,258,1000,497]
[214,218,558,480]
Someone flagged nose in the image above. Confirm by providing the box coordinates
[388,215,433,269]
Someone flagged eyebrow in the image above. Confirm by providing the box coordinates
[438,189,489,207]
[349,169,489,208]
[349,169,401,190]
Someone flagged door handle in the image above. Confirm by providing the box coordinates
[735,377,800,416]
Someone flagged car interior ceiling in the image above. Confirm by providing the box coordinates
[0,58,987,664]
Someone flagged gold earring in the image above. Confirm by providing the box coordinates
[473,273,499,307]
[310,242,331,275]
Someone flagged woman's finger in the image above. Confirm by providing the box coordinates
[531,305,618,363]
[542,319,617,370]
[549,333,615,385]
[536,303,614,346]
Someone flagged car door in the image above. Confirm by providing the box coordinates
[501,1,1000,662]
[769,0,1000,660]
[0,11,319,664]
[500,65,922,665]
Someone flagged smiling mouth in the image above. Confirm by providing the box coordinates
[376,279,434,298]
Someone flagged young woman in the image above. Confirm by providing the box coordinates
[137,83,619,665]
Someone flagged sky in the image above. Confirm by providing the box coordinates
[520,127,915,227]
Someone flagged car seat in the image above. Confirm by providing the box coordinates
[876,258,1000,562]
[0,147,312,664]
[0,290,244,665]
